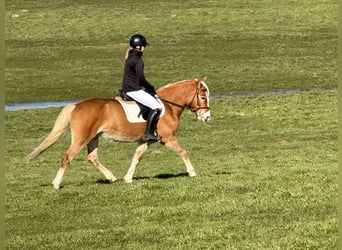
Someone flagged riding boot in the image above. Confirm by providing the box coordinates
[142,109,161,142]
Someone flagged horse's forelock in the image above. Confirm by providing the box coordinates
[200,80,209,94]
[198,79,210,107]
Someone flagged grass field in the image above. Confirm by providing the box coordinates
[5,0,338,249]
[5,91,337,249]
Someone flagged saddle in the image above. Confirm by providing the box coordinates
[115,90,164,123]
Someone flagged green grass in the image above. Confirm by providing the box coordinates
[5,0,338,249]
[5,91,337,249]
[5,0,337,102]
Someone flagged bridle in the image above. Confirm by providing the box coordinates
[159,81,210,113]
[189,82,210,112]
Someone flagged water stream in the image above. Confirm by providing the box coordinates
[5,89,303,111]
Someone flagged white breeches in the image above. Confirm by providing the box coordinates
[127,90,162,110]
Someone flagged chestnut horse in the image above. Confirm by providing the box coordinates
[26,77,211,189]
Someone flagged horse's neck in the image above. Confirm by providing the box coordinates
[157,80,195,106]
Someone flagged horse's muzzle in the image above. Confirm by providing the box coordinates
[197,110,211,122]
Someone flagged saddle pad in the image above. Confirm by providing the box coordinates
[115,96,165,123]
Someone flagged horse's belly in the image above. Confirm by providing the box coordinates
[101,128,144,142]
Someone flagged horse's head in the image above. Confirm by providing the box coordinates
[190,77,211,122]
[157,77,211,122]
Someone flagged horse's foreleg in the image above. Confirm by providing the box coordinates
[123,143,149,183]
[164,137,197,177]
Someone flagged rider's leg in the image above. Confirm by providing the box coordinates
[127,90,162,142]
[126,90,161,110]
[142,108,161,142]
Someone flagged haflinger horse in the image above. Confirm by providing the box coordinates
[26,76,211,189]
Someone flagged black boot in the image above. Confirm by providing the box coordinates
[142,109,161,142]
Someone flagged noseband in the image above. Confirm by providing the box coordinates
[159,81,210,113]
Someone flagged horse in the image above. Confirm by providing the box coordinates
[26,76,211,189]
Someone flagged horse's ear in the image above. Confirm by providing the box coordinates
[201,76,207,83]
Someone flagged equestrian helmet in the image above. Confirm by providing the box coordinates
[129,34,149,48]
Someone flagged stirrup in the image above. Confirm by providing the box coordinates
[142,133,161,142]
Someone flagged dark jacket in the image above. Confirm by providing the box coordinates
[121,49,155,94]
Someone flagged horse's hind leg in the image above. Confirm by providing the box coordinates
[52,142,83,189]
[123,143,149,183]
[164,137,197,177]
[87,136,117,183]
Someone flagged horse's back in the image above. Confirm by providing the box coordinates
[76,98,117,109]
[70,98,121,128]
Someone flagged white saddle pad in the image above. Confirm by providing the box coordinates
[115,97,165,123]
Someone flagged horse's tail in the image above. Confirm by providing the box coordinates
[26,104,76,162]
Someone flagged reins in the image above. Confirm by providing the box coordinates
[158,97,185,109]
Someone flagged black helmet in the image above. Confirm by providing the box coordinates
[129,34,149,48]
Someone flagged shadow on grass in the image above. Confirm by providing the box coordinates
[95,172,189,184]
[95,171,233,184]
[213,171,233,176]
[136,172,189,180]
[39,173,191,188]
[41,171,233,188]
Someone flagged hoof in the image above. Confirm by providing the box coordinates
[188,171,197,177]
[124,178,133,184]
[52,182,60,189]
[108,177,118,183]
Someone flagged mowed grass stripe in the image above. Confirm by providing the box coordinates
[5,0,337,102]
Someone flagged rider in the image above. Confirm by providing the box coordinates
[121,33,162,142]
